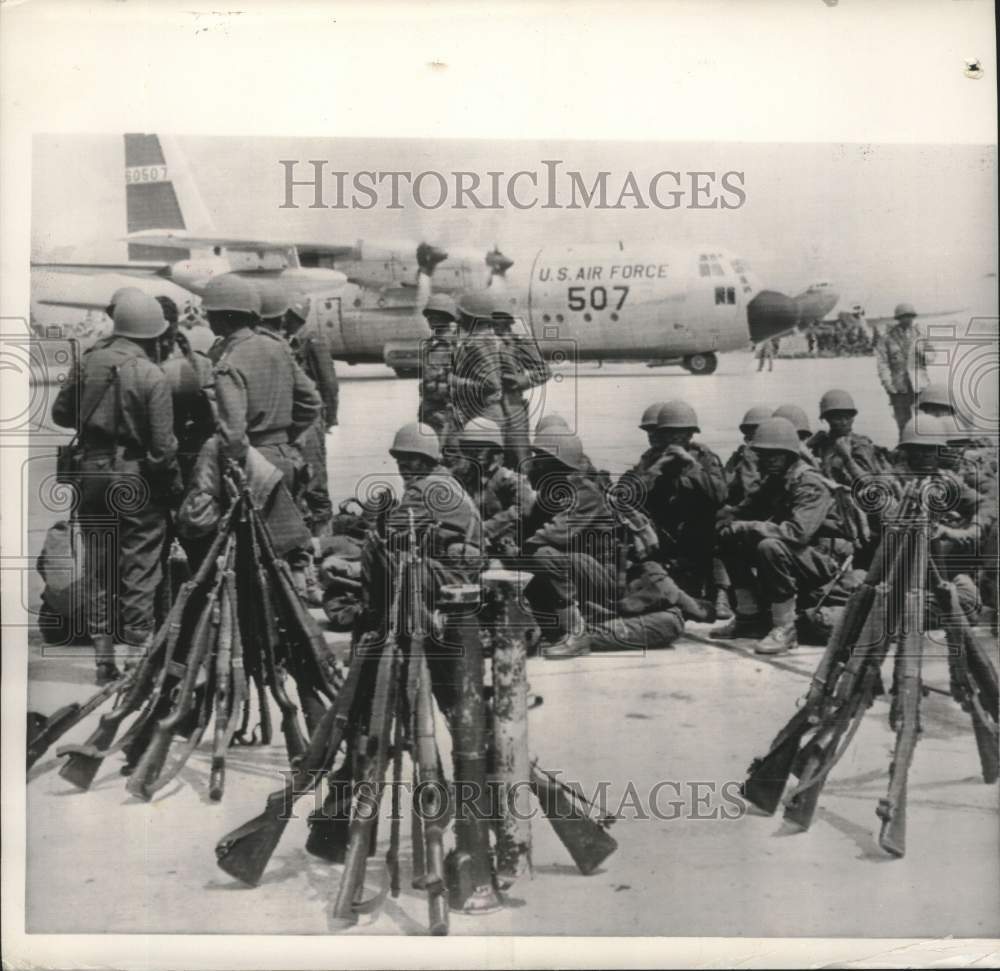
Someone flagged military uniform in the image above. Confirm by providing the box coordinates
[212,326,322,492]
[723,442,760,506]
[498,335,551,470]
[876,319,929,434]
[289,319,339,533]
[718,458,841,608]
[418,334,462,452]
[162,347,215,486]
[462,463,536,554]
[52,335,181,647]
[451,332,505,428]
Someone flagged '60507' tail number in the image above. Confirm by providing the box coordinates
[567,285,629,312]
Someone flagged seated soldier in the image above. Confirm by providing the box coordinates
[452,417,535,556]
[713,416,843,655]
[623,400,727,604]
[724,405,771,506]
[772,403,819,468]
[520,429,619,658]
[894,416,992,618]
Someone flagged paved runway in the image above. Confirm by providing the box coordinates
[21,349,1000,938]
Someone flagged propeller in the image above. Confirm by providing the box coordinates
[485,244,514,278]
[416,242,448,277]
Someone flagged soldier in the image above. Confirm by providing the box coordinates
[714,416,842,655]
[756,336,779,371]
[204,274,321,493]
[418,293,461,460]
[52,291,182,684]
[285,295,340,536]
[724,405,771,505]
[876,301,930,434]
[452,291,506,429]
[639,402,669,450]
[490,308,551,470]
[452,416,536,556]
[894,416,992,616]
[256,279,290,333]
[520,429,619,658]
[773,403,820,469]
[626,401,727,605]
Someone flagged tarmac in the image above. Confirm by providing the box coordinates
[21,350,1000,938]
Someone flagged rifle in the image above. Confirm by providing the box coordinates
[247,505,307,764]
[209,552,237,801]
[930,561,999,785]
[58,499,241,790]
[877,527,929,857]
[27,674,128,771]
[215,645,366,887]
[529,761,618,875]
[782,579,893,829]
[406,523,450,934]
[330,618,399,928]
[125,535,232,800]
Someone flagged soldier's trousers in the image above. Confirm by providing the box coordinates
[523,545,617,633]
[888,392,916,435]
[719,533,837,605]
[77,454,169,647]
[295,421,333,533]
[584,610,684,652]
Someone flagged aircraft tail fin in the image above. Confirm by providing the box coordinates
[124,134,213,261]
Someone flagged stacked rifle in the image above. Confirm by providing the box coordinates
[30,469,341,801]
[216,511,617,935]
[742,478,998,857]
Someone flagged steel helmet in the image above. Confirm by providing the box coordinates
[640,401,669,431]
[934,415,977,446]
[894,302,917,319]
[457,289,510,319]
[656,400,700,432]
[819,389,857,418]
[740,404,773,430]
[423,293,459,321]
[750,416,801,455]
[899,416,950,448]
[917,382,952,411]
[531,432,586,471]
[460,417,504,448]
[536,414,570,434]
[112,290,169,339]
[106,285,144,315]
[773,404,811,436]
[287,296,311,323]
[256,279,289,320]
[201,274,262,315]
[389,422,442,463]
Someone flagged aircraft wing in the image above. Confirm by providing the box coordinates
[123,231,359,258]
[32,260,169,277]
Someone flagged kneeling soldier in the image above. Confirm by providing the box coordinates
[714,416,841,655]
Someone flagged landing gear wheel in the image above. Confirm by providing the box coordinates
[683,352,718,375]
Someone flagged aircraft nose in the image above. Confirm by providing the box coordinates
[747,289,799,343]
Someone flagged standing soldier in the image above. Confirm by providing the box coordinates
[876,301,930,434]
[418,293,461,460]
[491,309,551,471]
[452,291,506,430]
[256,279,290,334]
[714,417,842,655]
[204,274,321,501]
[286,295,340,537]
[52,291,182,684]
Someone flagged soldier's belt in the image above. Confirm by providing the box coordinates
[248,429,290,447]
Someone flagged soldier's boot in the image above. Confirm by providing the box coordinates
[93,633,121,686]
[755,598,798,655]
[710,589,768,639]
[713,587,733,620]
[542,603,591,660]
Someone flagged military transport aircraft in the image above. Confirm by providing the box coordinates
[33,134,812,376]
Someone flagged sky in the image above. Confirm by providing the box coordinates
[32,134,998,321]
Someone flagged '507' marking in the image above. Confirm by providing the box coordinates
[567,285,629,312]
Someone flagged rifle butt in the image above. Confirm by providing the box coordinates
[26,704,80,769]
[530,766,617,876]
[970,714,999,785]
[125,727,174,801]
[215,812,290,887]
[782,746,826,831]
[57,718,121,790]
[741,729,805,815]
[330,825,373,928]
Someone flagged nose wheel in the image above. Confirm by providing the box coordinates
[682,352,718,375]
